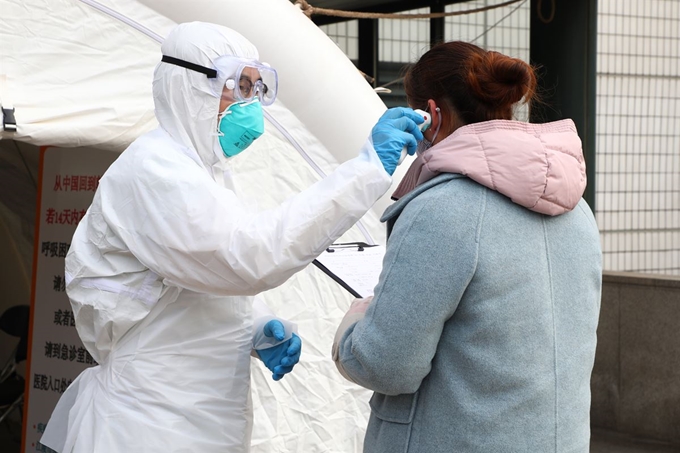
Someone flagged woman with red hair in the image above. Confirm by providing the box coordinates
[333,41,602,453]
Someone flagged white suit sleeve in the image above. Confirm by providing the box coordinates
[99,138,390,296]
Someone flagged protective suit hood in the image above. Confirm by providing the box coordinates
[153,22,259,173]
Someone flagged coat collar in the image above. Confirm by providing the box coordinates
[381,173,463,223]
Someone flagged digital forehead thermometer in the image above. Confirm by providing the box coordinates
[399,108,432,165]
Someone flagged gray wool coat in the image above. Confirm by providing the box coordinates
[335,174,602,453]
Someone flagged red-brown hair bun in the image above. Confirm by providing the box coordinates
[404,41,537,126]
[466,51,536,112]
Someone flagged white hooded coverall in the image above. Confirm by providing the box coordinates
[40,22,391,453]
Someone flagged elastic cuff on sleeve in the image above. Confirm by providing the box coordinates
[359,136,391,179]
[252,316,298,351]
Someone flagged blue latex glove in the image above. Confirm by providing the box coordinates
[371,107,425,175]
[256,319,302,381]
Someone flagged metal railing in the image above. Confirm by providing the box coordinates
[596,0,680,276]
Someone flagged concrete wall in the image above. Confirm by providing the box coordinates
[592,271,680,444]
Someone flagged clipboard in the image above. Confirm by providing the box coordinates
[312,242,385,299]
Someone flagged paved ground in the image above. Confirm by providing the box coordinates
[591,429,680,453]
[3,420,679,452]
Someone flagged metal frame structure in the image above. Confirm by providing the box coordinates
[530,0,598,210]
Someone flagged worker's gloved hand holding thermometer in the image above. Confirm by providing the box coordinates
[371,107,431,176]
[399,108,431,165]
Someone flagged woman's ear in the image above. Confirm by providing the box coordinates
[427,99,439,125]
[423,98,441,142]
[426,99,462,144]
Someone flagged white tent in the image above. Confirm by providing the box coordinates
[0,0,413,451]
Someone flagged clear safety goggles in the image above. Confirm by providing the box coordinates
[161,54,278,106]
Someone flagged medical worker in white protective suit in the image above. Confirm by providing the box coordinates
[40,21,424,453]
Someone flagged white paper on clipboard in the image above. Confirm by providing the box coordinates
[313,243,385,299]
